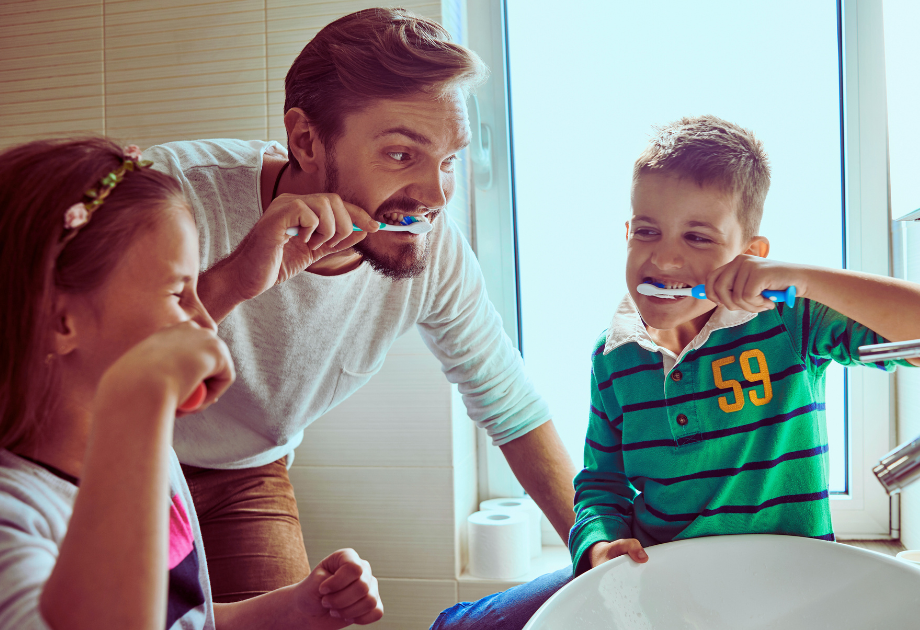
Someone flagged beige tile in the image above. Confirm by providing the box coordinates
[104,55,265,82]
[453,450,478,575]
[0,95,101,118]
[1,14,99,40]
[0,0,104,144]
[105,0,260,27]
[107,104,267,131]
[105,86,266,114]
[0,2,96,24]
[0,69,102,97]
[291,465,457,579]
[1,49,100,75]
[369,577,457,629]
[104,0,268,144]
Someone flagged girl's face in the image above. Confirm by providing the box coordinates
[62,202,215,388]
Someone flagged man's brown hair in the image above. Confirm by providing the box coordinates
[633,115,771,240]
[284,7,489,168]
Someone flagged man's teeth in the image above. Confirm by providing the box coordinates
[381,211,428,226]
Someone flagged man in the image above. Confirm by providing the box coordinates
[147,8,577,604]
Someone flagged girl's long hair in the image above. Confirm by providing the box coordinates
[0,137,183,451]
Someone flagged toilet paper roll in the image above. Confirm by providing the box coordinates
[467,510,531,579]
[480,497,543,557]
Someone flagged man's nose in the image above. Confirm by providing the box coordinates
[405,166,448,210]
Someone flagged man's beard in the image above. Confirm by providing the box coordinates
[323,148,437,281]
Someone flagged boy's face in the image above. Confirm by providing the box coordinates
[626,172,761,332]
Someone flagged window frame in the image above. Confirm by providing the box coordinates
[468,0,898,539]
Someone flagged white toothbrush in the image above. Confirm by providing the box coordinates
[637,282,797,306]
[285,216,432,236]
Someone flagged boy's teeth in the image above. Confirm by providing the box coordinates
[656,280,690,290]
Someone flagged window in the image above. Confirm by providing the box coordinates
[469,0,895,538]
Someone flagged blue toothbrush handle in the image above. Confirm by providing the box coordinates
[691,284,796,306]
[762,286,797,307]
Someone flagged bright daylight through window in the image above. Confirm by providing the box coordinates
[506,0,847,492]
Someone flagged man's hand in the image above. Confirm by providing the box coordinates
[588,538,649,569]
[229,193,380,301]
[291,548,383,628]
[705,255,809,313]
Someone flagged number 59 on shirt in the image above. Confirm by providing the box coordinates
[711,349,773,413]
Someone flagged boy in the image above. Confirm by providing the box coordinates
[569,115,920,576]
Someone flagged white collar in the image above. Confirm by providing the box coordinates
[603,294,757,366]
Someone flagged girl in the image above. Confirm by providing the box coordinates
[0,137,383,630]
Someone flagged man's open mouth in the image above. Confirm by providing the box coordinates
[380,209,435,227]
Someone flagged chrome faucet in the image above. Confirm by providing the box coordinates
[859,339,920,493]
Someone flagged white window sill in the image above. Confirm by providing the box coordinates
[459,544,571,587]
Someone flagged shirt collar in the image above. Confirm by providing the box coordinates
[603,294,757,363]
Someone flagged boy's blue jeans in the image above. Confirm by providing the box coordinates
[430,567,573,630]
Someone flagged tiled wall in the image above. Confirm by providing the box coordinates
[293,329,479,627]
[0,0,474,244]
[1,1,484,626]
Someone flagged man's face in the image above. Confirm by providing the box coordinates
[321,88,470,280]
[626,172,751,331]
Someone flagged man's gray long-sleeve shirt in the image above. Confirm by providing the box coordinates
[147,139,551,469]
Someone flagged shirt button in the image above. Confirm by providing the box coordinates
[676,414,689,426]
[671,370,683,382]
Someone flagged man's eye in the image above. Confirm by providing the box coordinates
[686,233,713,243]
[388,152,409,162]
[633,228,657,237]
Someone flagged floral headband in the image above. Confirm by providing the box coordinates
[61,145,153,240]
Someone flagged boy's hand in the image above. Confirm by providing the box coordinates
[705,255,808,313]
[588,539,649,569]
[291,548,383,628]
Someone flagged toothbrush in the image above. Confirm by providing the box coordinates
[637,282,797,307]
[178,382,207,412]
[285,215,432,236]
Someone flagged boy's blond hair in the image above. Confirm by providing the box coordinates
[633,115,771,240]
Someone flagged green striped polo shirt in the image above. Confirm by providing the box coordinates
[569,295,910,575]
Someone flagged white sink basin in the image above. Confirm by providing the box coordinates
[523,534,920,629]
